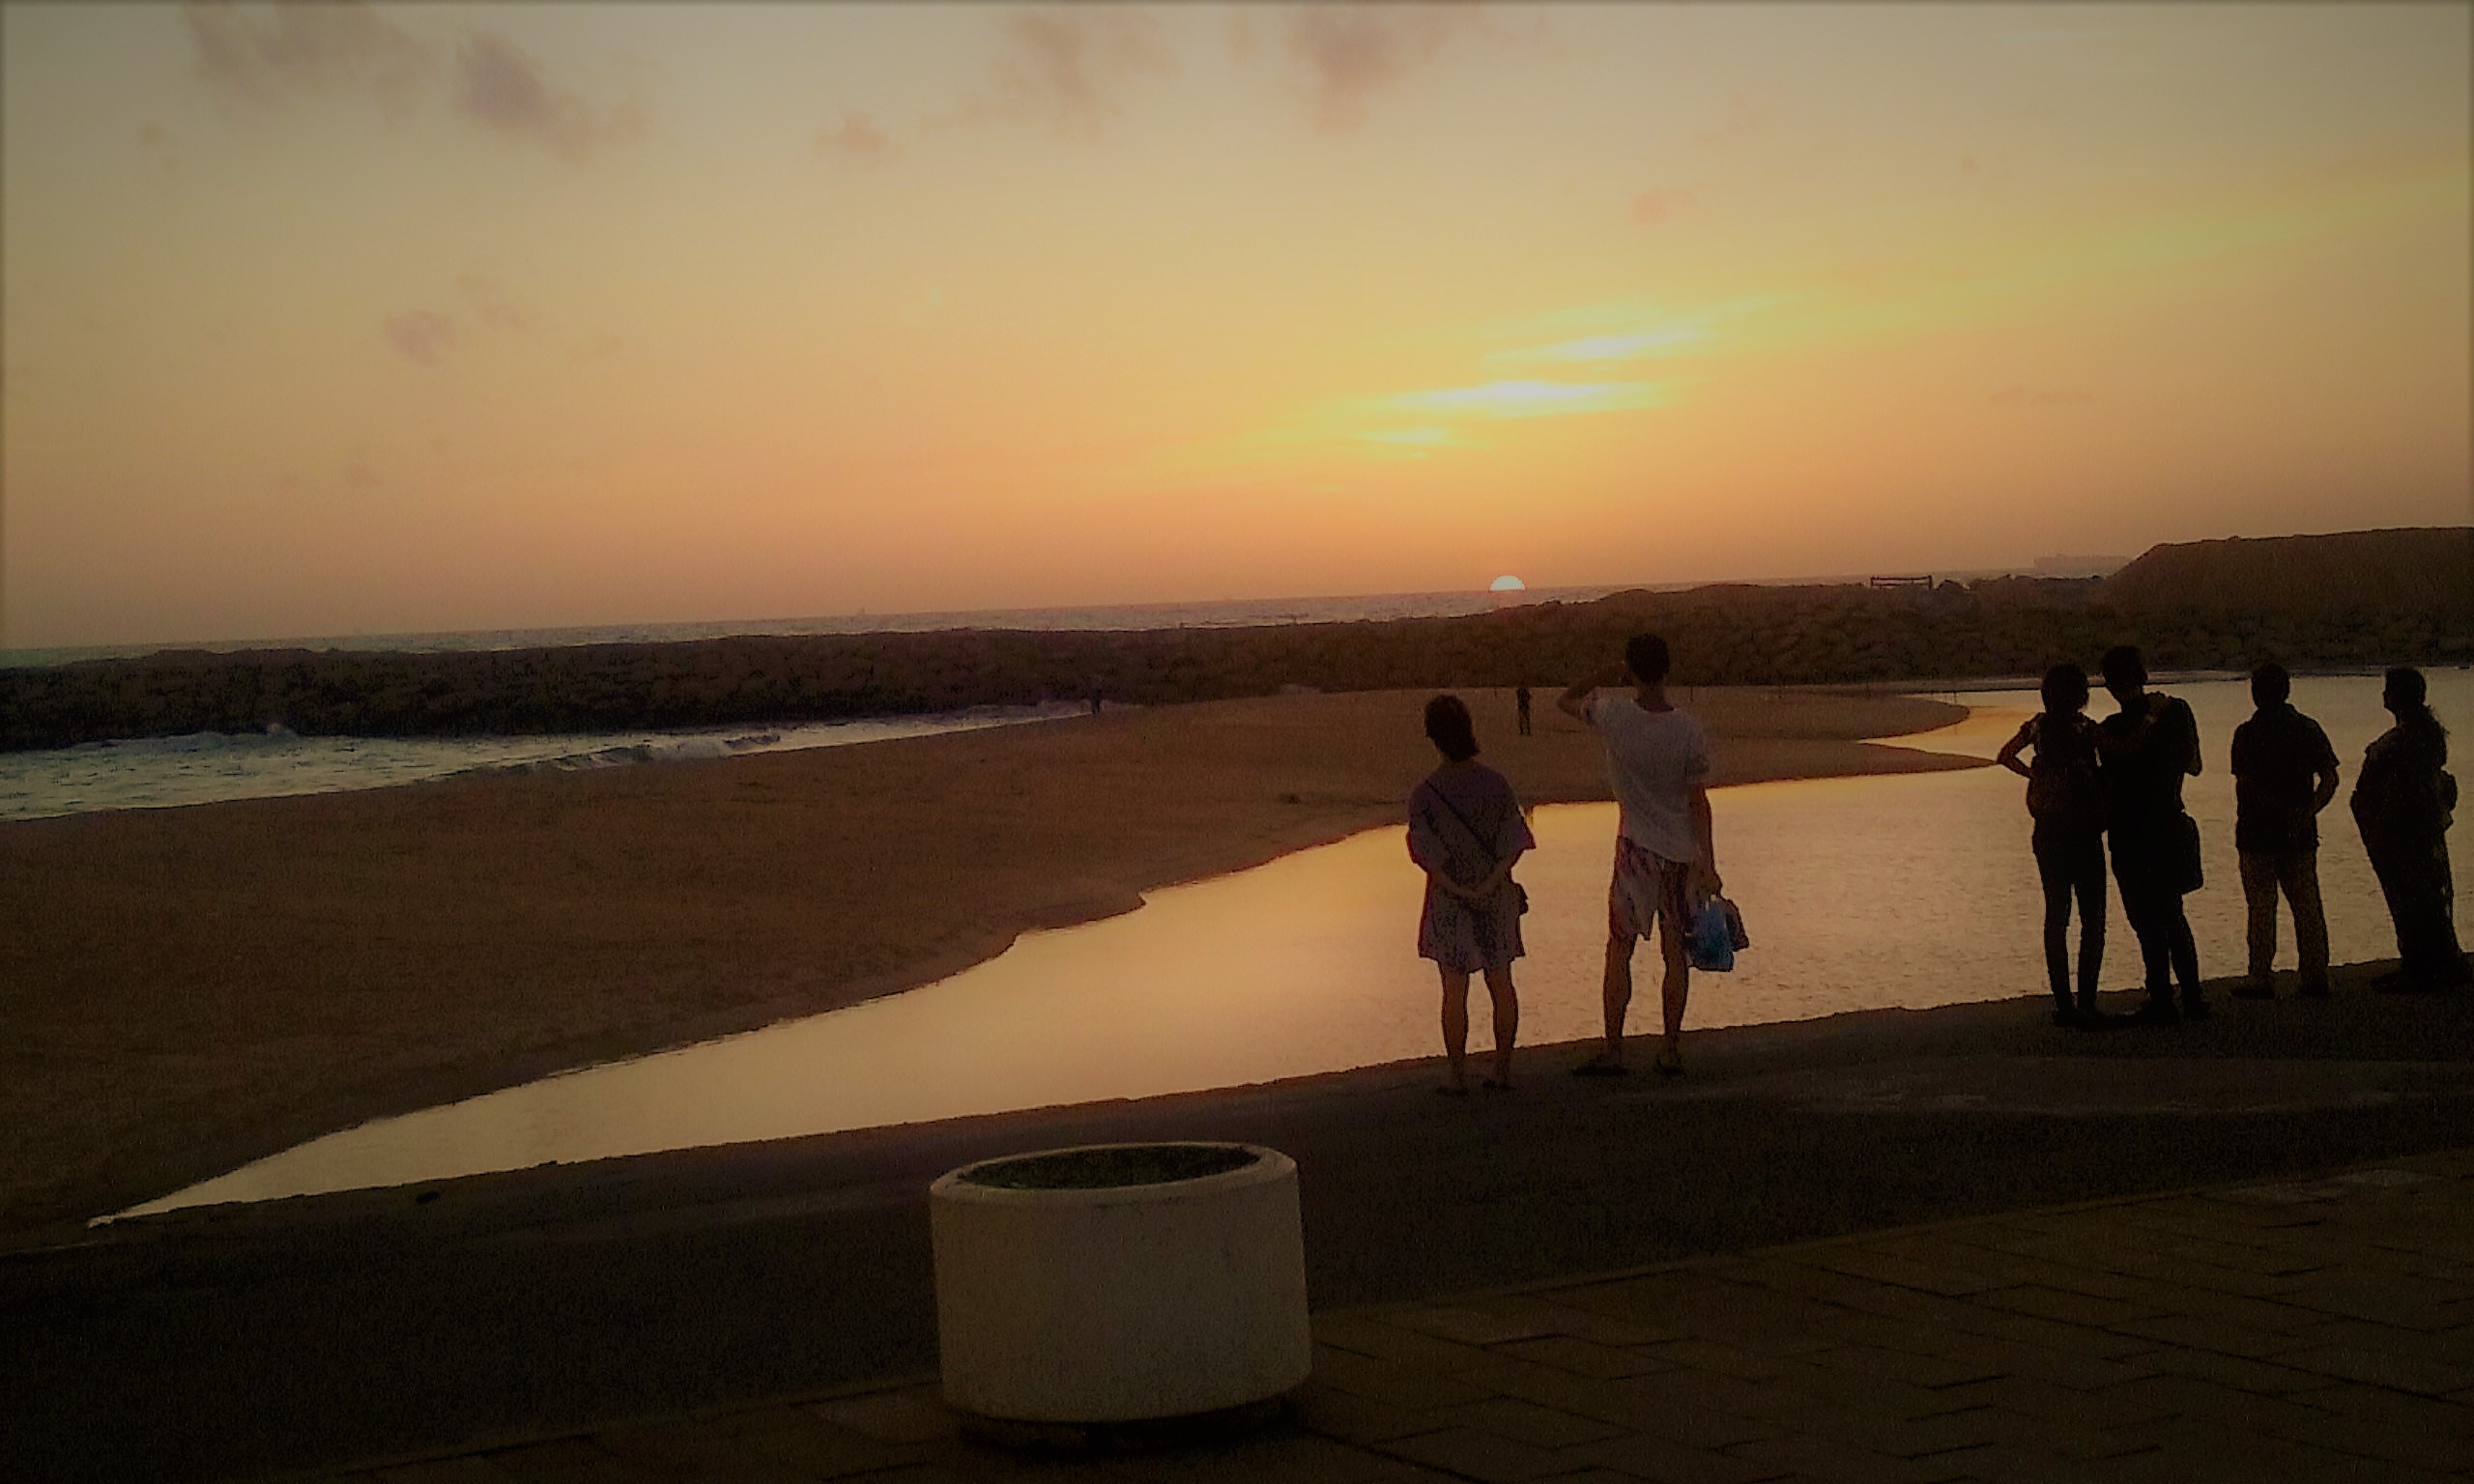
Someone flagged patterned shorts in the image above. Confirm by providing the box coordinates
[1609,835,1693,945]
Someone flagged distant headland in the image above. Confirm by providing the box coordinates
[5,527,2466,753]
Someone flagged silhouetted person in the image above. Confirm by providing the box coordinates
[2229,662,2338,1000]
[1408,695,1534,1092]
[2095,644,2206,1023]
[1515,683,1534,736]
[2351,667,2469,993]
[1559,633,1720,1076]
[1997,663,2108,1025]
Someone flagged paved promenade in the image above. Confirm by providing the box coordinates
[9,967,2474,1482]
[312,1146,2474,1484]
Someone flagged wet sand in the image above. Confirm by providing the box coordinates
[0,686,1971,1240]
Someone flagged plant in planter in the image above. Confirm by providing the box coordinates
[929,1141,1310,1438]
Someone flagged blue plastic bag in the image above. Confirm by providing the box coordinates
[1687,895,1747,972]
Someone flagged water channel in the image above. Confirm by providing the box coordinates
[123,671,2473,1216]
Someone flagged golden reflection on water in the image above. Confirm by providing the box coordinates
[128,676,2469,1215]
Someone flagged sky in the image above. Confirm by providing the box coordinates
[4,2,2468,649]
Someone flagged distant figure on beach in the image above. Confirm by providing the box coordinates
[1997,663,2108,1025]
[2229,662,2339,1000]
[2350,667,2469,993]
[2095,645,2207,1024]
[1559,634,1719,1076]
[1408,695,1535,1093]
[1515,683,1534,736]
[1088,686,1104,716]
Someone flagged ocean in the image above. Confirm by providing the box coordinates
[0,584,1636,671]
[0,585,1638,821]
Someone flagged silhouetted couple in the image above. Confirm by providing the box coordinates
[2000,645,2206,1025]
[1408,635,1720,1091]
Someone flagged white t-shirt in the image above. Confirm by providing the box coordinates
[1585,692,1712,861]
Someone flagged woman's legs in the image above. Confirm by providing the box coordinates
[1438,967,1471,1090]
[1481,963,1519,1086]
[2034,838,2075,1010]
[2071,835,2108,1012]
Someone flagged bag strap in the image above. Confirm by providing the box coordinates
[1419,783,1502,870]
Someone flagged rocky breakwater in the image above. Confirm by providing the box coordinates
[6,528,2466,752]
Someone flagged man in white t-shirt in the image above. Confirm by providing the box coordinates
[1558,633,1721,1076]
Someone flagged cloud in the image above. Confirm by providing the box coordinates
[818,110,897,165]
[382,310,456,365]
[1692,93,1769,148]
[137,120,180,180]
[1356,426,1463,447]
[1282,6,1471,135]
[961,9,1173,140]
[343,459,381,489]
[1495,328,1708,364]
[454,273,530,332]
[1631,187,1694,226]
[184,6,644,163]
[1483,296,1770,365]
[568,332,623,363]
[1388,380,1670,419]
[452,30,645,164]
[184,0,436,120]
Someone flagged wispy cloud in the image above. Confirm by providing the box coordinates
[1483,297,1772,365]
[454,273,530,332]
[1692,93,1769,148]
[452,30,644,164]
[382,310,455,365]
[818,110,898,165]
[1356,426,1466,447]
[1281,6,1472,135]
[1388,380,1671,419]
[184,5,644,163]
[1631,187,1693,226]
[136,120,181,181]
[185,0,436,119]
[958,9,1173,140]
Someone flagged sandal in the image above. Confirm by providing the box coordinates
[1481,1076,1514,1092]
[1435,1083,1470,1097]
[1652,1048,1684,1077]
[1569,1058,1628,1078]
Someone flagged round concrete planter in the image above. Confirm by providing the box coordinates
[929,1141,1311,1427]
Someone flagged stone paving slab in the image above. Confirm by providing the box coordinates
[304,1147,2474,1484]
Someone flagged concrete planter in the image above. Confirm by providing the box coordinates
[929,1141,1311,1427]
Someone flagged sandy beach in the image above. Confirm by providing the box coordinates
[0,686,1971,1240]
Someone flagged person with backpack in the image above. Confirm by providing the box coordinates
[2229,662,2340,1000]
[2351,667,2469,993]
[1407,694,1536,1091]
[1998,663,2110,1025]
[2095,644,2208,1024]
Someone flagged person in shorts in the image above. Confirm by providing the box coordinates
[1408,695,1536,1092]
[1558,633,1719,1076]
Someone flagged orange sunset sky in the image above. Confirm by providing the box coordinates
[4,2,2468,650]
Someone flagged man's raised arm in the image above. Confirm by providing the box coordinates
[1559,665,1625,722]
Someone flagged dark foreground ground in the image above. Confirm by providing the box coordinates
[6,962,2473,1483]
